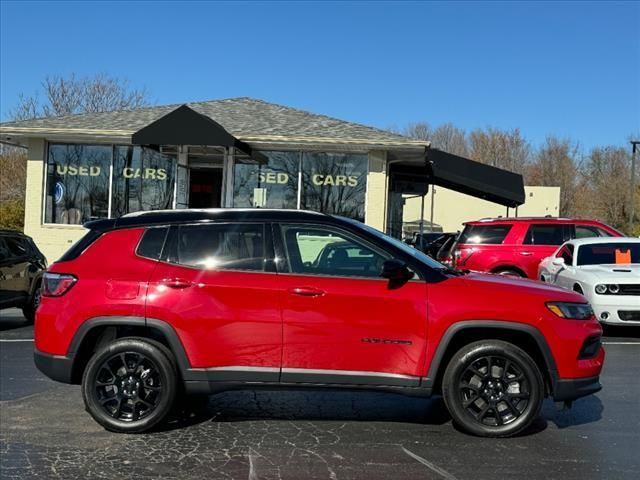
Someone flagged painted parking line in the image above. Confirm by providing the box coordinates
[602,341,640,345]
[0,339,34,342]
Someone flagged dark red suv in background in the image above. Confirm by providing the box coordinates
[451,217,622,279]
[35,210,604,437]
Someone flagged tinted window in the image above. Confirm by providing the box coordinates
[173,223,265,271]
[556,244,574,265]
[281,224,390,278]
[575,225,613,239]
[458,225,512,245]
[524,224,568,245]
[576,243,640,266]
[45,144,112,224]
[232,151,299,209]
[58,230,103,262]
[111,146,176,216]
[301,153,368,222]
[136,227,169,260]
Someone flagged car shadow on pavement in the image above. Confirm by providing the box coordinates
[602,325,640,339]
[159,389,453,432]
[161,390,603,435]
[0,314,31,332]
[543,395,604,429]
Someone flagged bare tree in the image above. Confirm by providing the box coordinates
[578,146,632,230]
[468,127,531,174]
[526,136,582,216]
[402,122,433,141]
[2,73,151,230]
[9,73,150,120]
[0,149,27,202]
[431,123,468,156]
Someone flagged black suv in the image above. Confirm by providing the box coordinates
[0,230,47,322]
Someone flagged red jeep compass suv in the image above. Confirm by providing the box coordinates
[34,209,604,437]
[451,217,622,279]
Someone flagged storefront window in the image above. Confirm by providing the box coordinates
[44,144,111,224]
[301,152,367,222]
[232,151,299,208]
[111,146,176,217]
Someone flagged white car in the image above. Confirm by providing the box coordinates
[538,237,640,325]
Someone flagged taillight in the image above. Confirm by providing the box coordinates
[42,273,77,297]
[454,247,475,267]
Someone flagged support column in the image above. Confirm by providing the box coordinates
[364,150,388,231]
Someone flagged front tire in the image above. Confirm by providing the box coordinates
[442,340,544,437]
[81,338,177,433]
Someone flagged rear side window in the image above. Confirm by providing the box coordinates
[169,223,265,271]
[575,225,613,239]
[524,224,570,245]
[136,227,169,260]
[458,225,512,245]
[58,229,103,262]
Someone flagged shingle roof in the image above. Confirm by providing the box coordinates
[0,97,423,147]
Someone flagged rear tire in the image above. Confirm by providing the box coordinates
[22,281,41,324]
[82,338,177,433]
[494,268,525,278]
[442,340,544,437]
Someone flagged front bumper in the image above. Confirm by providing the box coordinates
[553,375,602,402]
[592,296,640,324]
[34,349,74,384]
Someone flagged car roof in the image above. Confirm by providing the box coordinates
[567,237,640,247]
[465,217,603,225]
[85,208,332,231]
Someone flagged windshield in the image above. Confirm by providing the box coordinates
[337,216,447,270]
[576,243,640,266]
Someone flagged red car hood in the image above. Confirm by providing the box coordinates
[460,271,585,302]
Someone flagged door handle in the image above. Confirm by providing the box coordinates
[288,286,325,297]
[160,278,193,289]
[520,252,533,256]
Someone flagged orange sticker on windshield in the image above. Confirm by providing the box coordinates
[615,249,632,264]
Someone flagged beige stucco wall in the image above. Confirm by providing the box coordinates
[364,150,387,231]
[23,138,87,264]
[402,185,561,234]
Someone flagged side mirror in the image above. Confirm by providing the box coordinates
[552,257,566,267]
[381,259,413,282]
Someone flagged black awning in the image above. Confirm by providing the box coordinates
[427,149,525,207]
[390,149,525,207]
[132,105,266,163]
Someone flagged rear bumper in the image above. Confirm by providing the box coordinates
[34,349,74,384]
[553,375,601,402]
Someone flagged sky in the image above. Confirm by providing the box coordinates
[1,1,638,150]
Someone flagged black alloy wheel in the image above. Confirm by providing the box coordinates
[458,355,530,426]
[82,338,177,433]
[442,340,544,437]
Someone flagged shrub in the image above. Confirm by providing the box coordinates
[0,199,25,231]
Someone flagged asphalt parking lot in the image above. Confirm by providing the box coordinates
[1,308,639,480]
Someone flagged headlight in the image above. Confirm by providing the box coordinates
[595,284,620,295]
[546,302,594,320]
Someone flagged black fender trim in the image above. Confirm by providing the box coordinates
[422,320,559,392]
[67,316,193,377]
